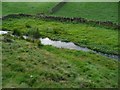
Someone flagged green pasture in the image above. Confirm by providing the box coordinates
[2,17,118,55]
[2,35,118,88]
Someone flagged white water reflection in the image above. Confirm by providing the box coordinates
[40,37,118,60]
[40,38,90,51]
[0,31,8,35]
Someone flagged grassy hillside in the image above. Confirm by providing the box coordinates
[2,17,118,55]
[2,2,118,23]
[2,2,57,16]
[0,2,2,17]
[1,2,119,88]
[52,2,118,23]
[2,35,118,88]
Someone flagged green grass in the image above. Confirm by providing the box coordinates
[0,2,2,17]
[2,2,118,23]
[52,2,118,23]
[2,2,57,16]
[2,17,118,55]
[2,35,119,88]
[1,2,119,88]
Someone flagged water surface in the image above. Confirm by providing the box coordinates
[40,37,118,60]
[0,31,8,35]
[0,31,118,60]
[40,38,89,52]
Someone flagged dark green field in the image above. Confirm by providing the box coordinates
[2,2,57,15]
[1,2,119,88]
[2,2,118,23]
[52,2,118,23]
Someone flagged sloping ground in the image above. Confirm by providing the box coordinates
[2,2,57,16]
[2,17,118,55]
[1,2,119,88]
[2,2,118,23]
[0,2,1,17]
[52,2,118,23]
[2,35,119,88]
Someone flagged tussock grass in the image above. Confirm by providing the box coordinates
[2,36,119,88]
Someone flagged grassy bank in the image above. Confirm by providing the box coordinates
[2,35,119,88]
[2,17,118,55]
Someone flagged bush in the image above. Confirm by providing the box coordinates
[26,27,41,39]
[25,24,31,28]
[13,29,22,36]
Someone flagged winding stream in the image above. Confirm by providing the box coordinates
[0,31,118,60]
[40,37,118,60]
[40,38,89,51]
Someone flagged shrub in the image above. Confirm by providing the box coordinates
[26,27,41,39]
[25,24,31,28]
[13,29,22,36]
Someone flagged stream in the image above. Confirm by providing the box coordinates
[40,37,118,60]
[0,31,8,34]
[40,37,89,51]
[0,31,118,60]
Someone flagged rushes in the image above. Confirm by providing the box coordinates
[26,27,41,39]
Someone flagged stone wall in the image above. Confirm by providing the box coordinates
[2,13,119,30]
